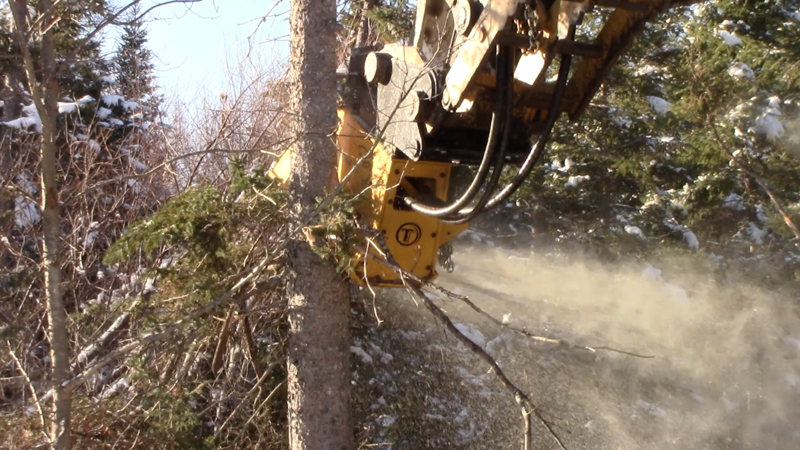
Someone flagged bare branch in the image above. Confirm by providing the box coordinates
[424,282,655,359]
[62,1,203,65]
[63,267,282,394]
[8,345,50,444]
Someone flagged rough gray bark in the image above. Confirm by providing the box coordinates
[10,1,72,448]
[287,1,354,449]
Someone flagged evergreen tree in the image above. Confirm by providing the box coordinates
[483,1,800,273]
[1,3,169,445]
[339,0,414,47]
[114,5,161,121]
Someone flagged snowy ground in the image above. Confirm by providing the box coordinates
[352,234,800,449]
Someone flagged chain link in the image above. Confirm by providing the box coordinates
[524,4,541,52]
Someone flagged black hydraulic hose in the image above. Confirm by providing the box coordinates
[439,47,516,225]
[474,24,577,213]
[404,46,510,218]
[473,51,572,213]
[432,47,572,221]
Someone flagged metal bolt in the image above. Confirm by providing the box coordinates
[364,52,392,85]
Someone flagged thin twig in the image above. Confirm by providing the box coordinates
[213,359,283,438]
[426,283,655,359]
[240,379,287,431]
[8,345,50,443]
[404,281,559,450]
[61,269,282,394]
[360,243,561,448]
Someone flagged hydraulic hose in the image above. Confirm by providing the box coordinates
[404,45,511,217]
[406,30,574,220]
[464,51,572,214]
[474,22,578,213]
[438,46,516,225]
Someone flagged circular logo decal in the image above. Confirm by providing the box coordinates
[396,223,422,246]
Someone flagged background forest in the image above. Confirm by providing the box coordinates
[2,0,800,449]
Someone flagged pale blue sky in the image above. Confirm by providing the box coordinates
[143,0,289,102]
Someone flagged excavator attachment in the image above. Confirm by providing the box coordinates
[336,110,468,287]
[272,0,696,287]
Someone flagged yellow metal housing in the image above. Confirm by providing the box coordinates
[336,109,468,288]
[268,109,467,288]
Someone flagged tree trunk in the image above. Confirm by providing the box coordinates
[1,0,25,175]
[10,1,72,448]
[357,0,381,47]
[2,70,25,122]
[286,1,353,450]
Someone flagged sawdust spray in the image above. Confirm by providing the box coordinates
[430,243,800,449]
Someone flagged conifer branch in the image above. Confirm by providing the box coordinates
[709,118,800,240]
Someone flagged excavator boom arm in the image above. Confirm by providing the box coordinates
[273,0,697,287]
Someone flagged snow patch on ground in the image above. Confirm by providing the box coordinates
[17,172,38,196]
[377,415,396,427]
[368,342,394,364]
[127,179,142,194]
[129,157,148,172]
[84,222,100,248]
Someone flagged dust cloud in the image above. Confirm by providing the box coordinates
[433,242,800,449]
